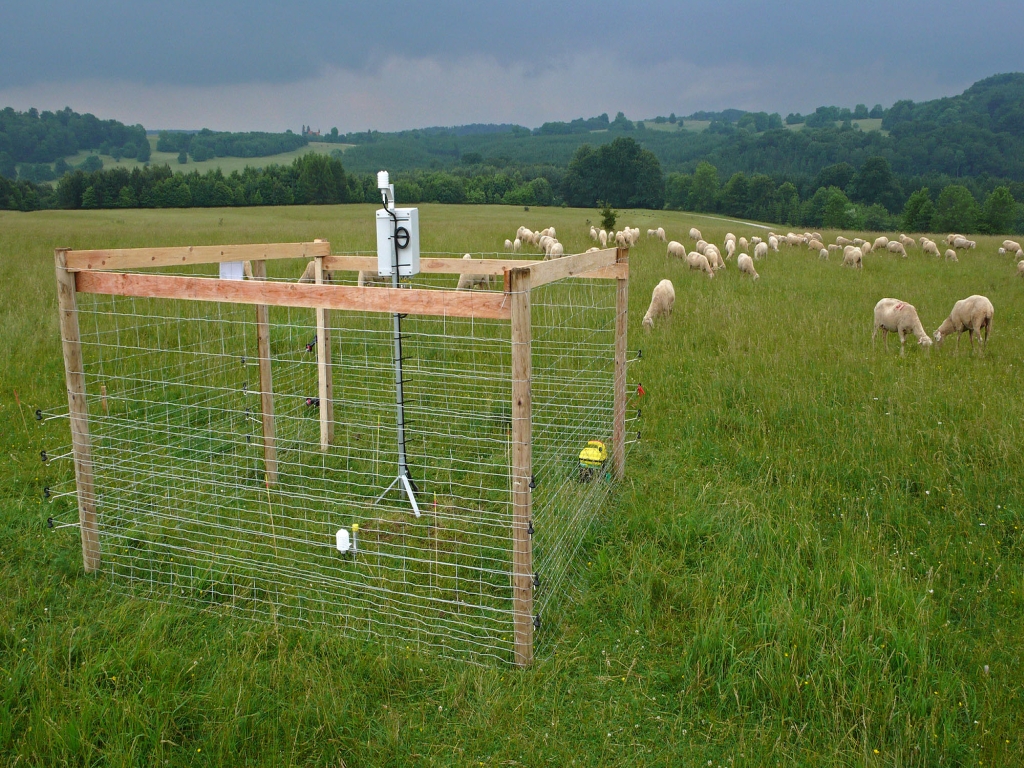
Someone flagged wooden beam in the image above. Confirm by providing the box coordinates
[322,254,539,277]
[54,249,101,573]
[75,271,511,320]
[578,262,629,281]
[509,267,534,668]
[315,256,334,451]
[612,247,628,481]
[64,242,331,271]
[250,260,278,486]
[528,248,619,288]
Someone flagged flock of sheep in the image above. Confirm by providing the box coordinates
[639,226,1005,356]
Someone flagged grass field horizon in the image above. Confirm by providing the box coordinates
[2,204,1022,765]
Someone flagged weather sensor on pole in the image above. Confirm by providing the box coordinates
[374,170,421,517]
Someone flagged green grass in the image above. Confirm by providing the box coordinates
[2,205,1023,765]
[50,138,352,180]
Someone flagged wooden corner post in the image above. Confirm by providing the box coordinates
[509,267,534,667]
[612,247,629,480]
[54,249,100,573]
[250,260,278,486]
[315,256,334,451]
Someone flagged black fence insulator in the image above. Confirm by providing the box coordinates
[636,349,642,359]
[43,487,50,498]
[40,450,48,463]
[533,573,540,588]
[35,409,43,421]
[533,615,541,630]
[637,409,641,419]
[529,475,536,490]
[47,517,54,528]
[240,356,247,366]
[527,520,534,536]
[305,336,317,353]
[305,397,320,408]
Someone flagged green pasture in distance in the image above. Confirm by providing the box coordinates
[48,138,352,180]
[1,203,1022,765]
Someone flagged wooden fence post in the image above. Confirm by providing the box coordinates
[54,249,100,573]
[509,267,534,667]
[315,256,334,451]
[612,247,629,480]
[251,260,278,486]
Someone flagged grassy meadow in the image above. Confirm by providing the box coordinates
[1,204,1023,765]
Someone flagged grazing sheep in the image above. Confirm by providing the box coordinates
[922,240,941,257]
[695,239,709,255]
[999,247,1007,256]
[685,251,715,278]
[786,233,803,247]
[357,270,388,287]
[1017,261,1024,277]
[667,241,686,258]
[836,236,852,246]
[738,236,749,251]
[853,238,866,247]
[819,248,829,260]
[737,253,760,279]
[586,247,600,253]
[768,236,780,252]
[945,249,959,262]
[504,239,514,251]
[899,234,916,249]
[725,240,736,259]
[887,241,908,258]
[808,239,825,251]
[456,254,493,291]
[705,245,725,270]
[513,237,522,252]
[860,239,874,254]
[751,236,763,246]
[590,226,598,241]
[642,279,675,332]
[725,232,737,245]
[1003,239,1022,253]
[615,231,627,248]
[656,227,666,242]
[754,242,768,260]
[599,230,608,248]
[810,232,823,242]
[873,298,933,353]
[298,261,337,284]
[933,295,994,350]
[1016,249,1024,261]
[828,243,842,255]
[873,236,890,250]
[647,228,658,239]
[953,236,970,250]
[843,247,864,268]
[544,242,565,260]
[946,233,959,245]
[689,227,702,241]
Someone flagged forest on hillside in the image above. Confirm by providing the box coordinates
[3,74,1024,233]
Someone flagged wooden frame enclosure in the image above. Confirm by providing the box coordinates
[54,241,629,666]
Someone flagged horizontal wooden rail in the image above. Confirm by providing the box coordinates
[75,271,511,320]
[323,255,538,276]
[64,242,331,271]
[528,248,619,288]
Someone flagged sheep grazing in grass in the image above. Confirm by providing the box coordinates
[647,228,658,239]
[1017,261,1024,276]
[590,226,598,241]
[754,242,768,260]
[933,295,994,350]
[695,239,709,255]
[819,248,829,260]
[751,236,763,246]
[504,239,514,251]
[686,251,715,278]
[725,232,737,245]
[357,270,388,287]
[786,233,803,247]
[642,279,675,332]
[947,233,963,245]
[656,227,666,242]
[873,236,889,250]
[705,245,725,270]
[808,239,825,251]
[887,241,908,258]
[899,234,916,249]
[456,254,493,291]
[667,240,686,258]
[599,230,608,248]
[768,236,780,252]
[738,236,749,251]
[860,239,874,254]
[1003,239,1022,253]
[725,240,736,259]
[922,240,941,257]
[873,298,933,354]
[843,247,864,268]
[810,232,823,242]
[737,253,760,279]
[513,237,522,252]
[999,247,1007,256]
[945,249,959,262]
[953,236,975,250]
[544,242,565,260]
[689,227,702,241]
[828,243,842,256]
[836,236,852,246]
[1016,249,1024,261]
[853,238,866,247]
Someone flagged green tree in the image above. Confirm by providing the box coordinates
[849,156,901,211]
[815,163,855,193]
[982,186,1016,233]
[776,182,800,225]
[563,138,663,209]
[114,185,137,208]
[853,104,869,119]
[933,185,980,232]
[664,173,692,210]
[294,153,347,204]
[902,188,935,232]
[862,203,892,231]
[80,185,99,209]
[720,172,750,217]
[822,187,854,229]
[177,150,188,164]
[687,161,719,212]
[599,203,617,232]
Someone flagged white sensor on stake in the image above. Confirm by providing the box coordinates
[335,528,350,553]
[375,168,420,277]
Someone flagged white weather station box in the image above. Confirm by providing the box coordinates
[375,170,420,277]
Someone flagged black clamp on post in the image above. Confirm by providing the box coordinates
[305,335,317,353]
[40,450,48,464]
[533,615,541,630]
[528,474,536,490]
[35,409,43,421]
[533,573,540,588]
[47,517,54,529]
[43,486,50,499]
[527,520,534,536]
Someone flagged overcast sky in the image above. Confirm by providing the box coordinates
[2,1,1023,132]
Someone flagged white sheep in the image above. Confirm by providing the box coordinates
[768,235,780,252]
[689,227,702,241]
[357,270,388,287]
[667,241,686,258]
[615,231,627,248]
[738,236,749,251]
[1017,249,1024,261]
[642,279,675,332]
[922,240,941,257]
[1018,261,1024,277]
[504,239,514,251]
[853,238,866,247]
[737,253,760,279]
[686,251,715,278]
[647,228,658,239]
[810,232,823,242]
[456,254,493,290]
[544,242,565,260]
[754,242,768,260]
[656,227,666,242]
[599,230,608,248]
[808,239,825,251]
[999,247,1007,256]
[899,234,916,249]
[1003,239,1022,253]
[872,298,933,354]
[725,232,737,245]
[590,226,598,241]
[751,236,763,246]
[725,240,736,259]
[887,241,908,258]
[945,249,959,262]
[860,239,874,254]
[842,247,864,268]
[819,248,829,260]
[872,236,889,250]
[836,236,852,246]
[695,239,708,255]
[786,233,803,247]
[828,244,842,255]
[933,295,993,350]
[705,245,725,270]
[953,236,974,250]
[513,237,522,252]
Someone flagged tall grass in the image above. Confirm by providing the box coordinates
[1,206,1022,765]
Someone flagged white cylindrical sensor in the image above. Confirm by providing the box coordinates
[335,528,351,553]
[377,170,390,189]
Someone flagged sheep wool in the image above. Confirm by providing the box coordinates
[642,279,675,332]
[737,253,760,279]
[933,295,994,349]
[872,298,933,354]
